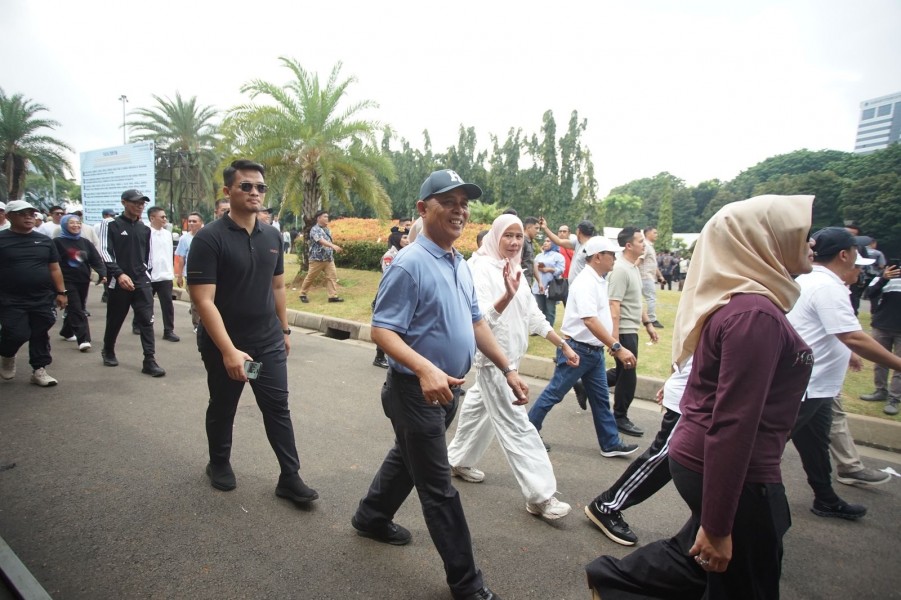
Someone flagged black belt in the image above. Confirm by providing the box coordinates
[565,338,603,353]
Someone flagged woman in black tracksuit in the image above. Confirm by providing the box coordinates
[53,214,106,351]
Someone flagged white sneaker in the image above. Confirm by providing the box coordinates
[30,367,58,387]
[451,465,485,483]
[61,334,76,342]
[78,342,92,352]
[526,496,572,520]
[0,355,15,380]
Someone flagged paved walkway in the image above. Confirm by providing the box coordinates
[1,294,899,599]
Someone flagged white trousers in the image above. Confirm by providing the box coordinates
[447,367,558,504]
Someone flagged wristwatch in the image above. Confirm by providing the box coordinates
[500,365,517,376]
[56,290,68,295]
[610,342,623,353]
[282,328,291,335]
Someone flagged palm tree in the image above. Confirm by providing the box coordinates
[223,57,395,270]
[0,88,73,201]
[128,93,219,220]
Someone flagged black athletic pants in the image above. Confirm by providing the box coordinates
[103,285,156,358]
[595,408,680,513]
[132,280,175,335]
[60,282,91,344]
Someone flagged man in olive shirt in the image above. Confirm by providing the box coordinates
[607,227,658,437]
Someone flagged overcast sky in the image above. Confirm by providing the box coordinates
[4,0,900,196]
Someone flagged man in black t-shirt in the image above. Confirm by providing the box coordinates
[0,200,69,387]
[188,159,317,505]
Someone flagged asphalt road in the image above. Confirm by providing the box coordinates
[1,294,899,599]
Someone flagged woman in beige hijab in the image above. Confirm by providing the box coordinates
[587,195,816,600]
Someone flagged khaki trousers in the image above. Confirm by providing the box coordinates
[829,394,863,476]
[299,260,338,298]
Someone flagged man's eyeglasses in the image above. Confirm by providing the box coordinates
[238,182,268,194]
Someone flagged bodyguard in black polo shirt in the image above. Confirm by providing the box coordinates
[188,159,317,505]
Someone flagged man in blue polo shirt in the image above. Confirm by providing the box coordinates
[351,170,528,600]
[188,159,317,506]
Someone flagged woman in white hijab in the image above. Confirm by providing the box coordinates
[446,214,579,519]
[587,195,816,600]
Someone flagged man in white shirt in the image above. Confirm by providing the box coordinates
[787,227,901,520]
[38,205,64,237]
[528,236,639,458]
[135,206,179,342]
[174,212,203,331]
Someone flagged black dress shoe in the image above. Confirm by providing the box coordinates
[574,384,588,410]
[163,332,181,342]
[276,473,319,504]
[458,587,502,600]
[351,515,411,545]
[206,462,236,491]
[328,297,344,303]
[132,327,141,335]
[101,350,119,367]
[142,360,166,377]
[372,356,389,369]
[616,418,644,437]
[299,295,309,303]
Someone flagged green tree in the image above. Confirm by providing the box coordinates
[0,88,73,201]
[599,193,643,227]
[128,93,220,219]
[225,57,395,269]
[841,173,901,257]
[657,183,674,251]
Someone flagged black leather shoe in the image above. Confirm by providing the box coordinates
[811,498,867,520]
[575,384,588,411]
[351,515,411,545]
[372,356,389,369]
[132,327,140,335]
[142,360,166,377]
[276,473,319,504]
[299,295,309,303]
[616,418,644,437]
[328,297,344,303]
[458,587,502,600]
[101,350,118,367]
[206,462,236,491]
[163,332,181,342]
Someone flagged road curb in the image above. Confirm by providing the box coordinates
[172,290,900,454]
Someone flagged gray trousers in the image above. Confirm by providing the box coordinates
[871,327,901,398]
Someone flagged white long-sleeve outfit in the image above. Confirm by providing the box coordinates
[447,254,558,503]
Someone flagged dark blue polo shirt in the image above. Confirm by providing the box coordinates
[187,215,284,348]
[373,234,482,377]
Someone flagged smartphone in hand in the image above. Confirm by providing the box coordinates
[244,360,262,380]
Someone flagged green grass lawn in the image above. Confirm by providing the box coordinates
[285,255,897,423]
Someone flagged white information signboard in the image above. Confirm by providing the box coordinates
[80,142,155,224]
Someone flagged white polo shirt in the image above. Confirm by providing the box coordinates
[561,264,613,346]
[786,265,861,397]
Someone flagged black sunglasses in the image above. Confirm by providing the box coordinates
[238,182,268,194]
